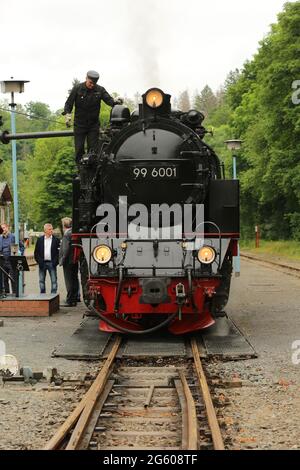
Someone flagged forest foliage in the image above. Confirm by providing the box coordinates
[0,1,299,238]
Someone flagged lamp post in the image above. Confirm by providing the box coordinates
[6,201,11,226]
[1,78,30,294]
[224,139,243,277]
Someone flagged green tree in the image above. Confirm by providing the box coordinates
[208,2,300,240]
[24,101,52,131]
[19,135,74,227]
[178,90,191,112]
[38,147,76,228]
[193,85,217,119]
[244,3,299,238]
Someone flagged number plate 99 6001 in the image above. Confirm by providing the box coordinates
[132,165,178,180]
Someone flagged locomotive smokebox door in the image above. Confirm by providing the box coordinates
[140,278,170,305]
[207,180,240,234]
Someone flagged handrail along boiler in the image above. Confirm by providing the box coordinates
[0,88,240,334]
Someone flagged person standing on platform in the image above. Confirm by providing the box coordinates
[0,223,24,294]
[59,217,79,307]
[34,223,60,294]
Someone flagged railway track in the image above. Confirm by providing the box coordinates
[44,336,224,451]
[241,253,300,278]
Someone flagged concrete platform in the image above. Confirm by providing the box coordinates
[52,315,256,359]
[0,294,60,317]
[52,317,111,359]
[199,316,257,358]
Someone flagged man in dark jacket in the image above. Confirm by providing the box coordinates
[34,223,60,294]
[62,70,122,163]
[59,217,79,307]
[0,223,24,294]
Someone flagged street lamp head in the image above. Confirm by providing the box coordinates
[224,139,243,151]
[1,79,30,94]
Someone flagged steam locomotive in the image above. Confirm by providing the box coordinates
[72,88,240,334]
[0,88,239,335]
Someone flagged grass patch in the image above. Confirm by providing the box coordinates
[240,240,300,261]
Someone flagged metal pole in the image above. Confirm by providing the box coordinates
[232,154,240,277]
[6,204,10,225]
[232,155,237,180]
[255,225,260,248]
[1,130,74,144]
[10,93,19,246]
[9,92,22,294]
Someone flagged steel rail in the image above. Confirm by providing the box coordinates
[77,380,115,450]
[241,253,300,278]
[144,384,155,408]
[44,335,122,450]
[174,379,189,449]
[65,335,122,450]
[178,371,198,450]
[191,338,225,450]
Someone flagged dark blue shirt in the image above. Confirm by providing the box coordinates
[0,233,24,257]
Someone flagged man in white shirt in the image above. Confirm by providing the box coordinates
[34,224,60,294]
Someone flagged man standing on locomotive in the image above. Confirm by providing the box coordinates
[62,70,122,163]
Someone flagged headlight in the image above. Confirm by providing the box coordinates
[145,88,164,108]
[197,246,216,265]
[93,245,112,264]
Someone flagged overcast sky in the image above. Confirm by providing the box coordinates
[0,0,290,111]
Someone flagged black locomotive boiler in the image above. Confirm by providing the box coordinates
[72,88,240,334]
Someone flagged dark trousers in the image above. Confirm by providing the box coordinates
[74,126,99,162]
[0,258,15,294]
[0,261,4,293]
[63,263,79,304]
